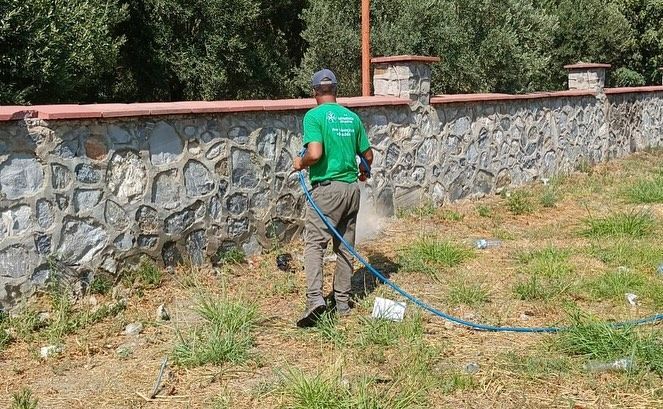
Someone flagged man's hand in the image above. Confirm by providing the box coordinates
[293,157,305,171]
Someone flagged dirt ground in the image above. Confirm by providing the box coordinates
[1,151,662,408]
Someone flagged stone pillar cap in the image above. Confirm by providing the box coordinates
[563,62,611,70]
[371,55,440,64]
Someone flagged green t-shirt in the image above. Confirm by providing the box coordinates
[303,102,370,184]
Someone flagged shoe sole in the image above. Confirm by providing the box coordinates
[296,305,327,328]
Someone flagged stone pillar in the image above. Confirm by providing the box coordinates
[372,55,440,105]
[564,62,611,91]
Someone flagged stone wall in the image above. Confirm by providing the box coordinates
[1,89,662,310]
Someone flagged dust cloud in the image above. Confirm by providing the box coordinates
[356,184,388,244]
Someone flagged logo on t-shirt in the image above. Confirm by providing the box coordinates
[326,112,337,123]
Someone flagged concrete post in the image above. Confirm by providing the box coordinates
[564,62,611,91]
[371,55,440,105]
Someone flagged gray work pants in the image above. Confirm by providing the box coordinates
[304,180,360,309]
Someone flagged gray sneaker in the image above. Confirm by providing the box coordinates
[335,303,351,317]
[296,304,327,328]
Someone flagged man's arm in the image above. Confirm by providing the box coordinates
[293,142,323,171]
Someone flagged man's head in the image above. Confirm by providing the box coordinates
[311,68,338,99]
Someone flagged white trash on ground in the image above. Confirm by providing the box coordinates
[372,297,406,321]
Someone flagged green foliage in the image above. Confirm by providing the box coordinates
[313,311,346,346]
[625,174,663,203]
[557,311,663,374]
[505,191,535,215]
[300,0,557,95]
[514,247,575,300]
[581,211,656,238]
[612,67,646,86]
[0,0,128,104]
[89,274,113,295]
[358,312,424,347]
[448,281,490,307]
[10,388,38,409]
[501,351,571,379]
[399,237,474,279]
[584,268,646,301]
[540,187,559,208]
[440,209,464,222]
[589,239,662,273]
[395,201,437,219]
[476,204,492,218]
[173,295,257,367]
[215,248,246,266]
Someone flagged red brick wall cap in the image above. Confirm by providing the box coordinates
[371,55,440,64]
[564,63,611,70]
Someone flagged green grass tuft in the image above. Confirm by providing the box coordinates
[448,281,489,307]
[505,191,534,215]
[540,187,559,208]
[513,247,575,301]
[581,211,656,238]
[440,209,464,222]
[584,269,646,301]
[358,311,424,347]
[215,248,246,265]
[501,351,571,379]
[10,388,38,409]
[476,204,492,218]
[88,274,113,295]
[399,237,473,279]
[557,311,663,375]
[625,176,663,204]
[173,295,258,367]
[589,239,662,273]
[395,201,437,219]
[313,311,346,346]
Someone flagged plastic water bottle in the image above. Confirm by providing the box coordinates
[475,239,502,249]
[656,263,663,277]
[584,358,634,373]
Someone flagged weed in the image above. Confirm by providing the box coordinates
[395,200,437,219]
[0,320,11,351]
[399,237,473,279]
[173,295,257,367]
[358,311,423,347]
[476,204,492,218]
[557,311,663,374]
[440,209,464,221]
[625,176,663,204]
[584,269,646,301]
[518,247,574,279]
[439,372,476,393]
[281,368,345,409]
[575,159,594,175]
[10,388,38,409]
[137,257,163,288]
[589,239,662,273]
[10,309,44,341]
[88,274,113,295]
[514,247,574,301]
[214,248,246,266]
[581,211,655,238]
[314,311,346,346]
[505,190,534,215]
[540,187,558,208]
[448,281,489,306]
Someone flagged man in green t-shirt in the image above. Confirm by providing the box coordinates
[293,68,373,328]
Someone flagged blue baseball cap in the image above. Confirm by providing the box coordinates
[311,69,338,87]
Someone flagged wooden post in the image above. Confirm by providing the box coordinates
[361,0,370,96]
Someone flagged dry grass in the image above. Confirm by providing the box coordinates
[0,151,662,408]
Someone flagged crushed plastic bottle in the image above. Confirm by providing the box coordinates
[656,263,663,277]
[475,239,502,250]
[584,358,634,373]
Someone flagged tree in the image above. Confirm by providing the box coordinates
[0,0,128,104]
[115,0,300,102]
[299,0,558,95]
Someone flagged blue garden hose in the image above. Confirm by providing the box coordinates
[297,150,663,333]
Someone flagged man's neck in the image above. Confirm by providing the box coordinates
[315,95,336,105]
